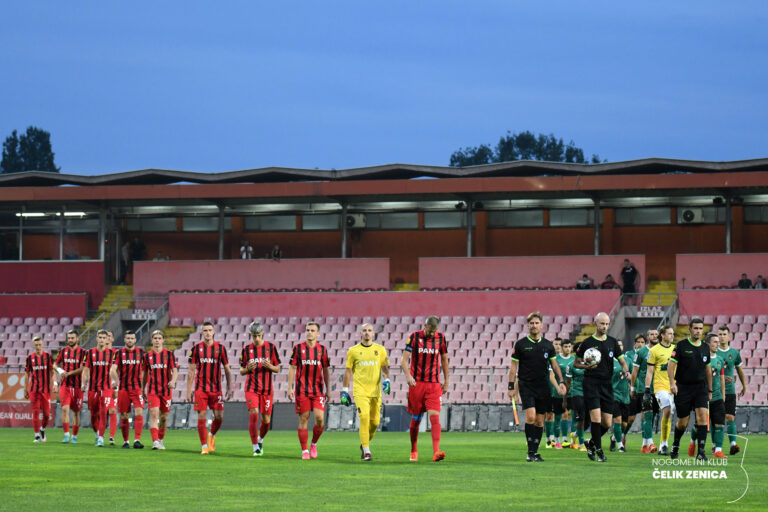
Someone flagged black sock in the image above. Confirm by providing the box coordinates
[525,423,534,454]
[532,425,543,453]
[591,421,602,450]
[673,426,686,448]
[696,425,707,453]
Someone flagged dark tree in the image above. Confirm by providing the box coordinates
[1,126,60,173]
[451,130,602,166]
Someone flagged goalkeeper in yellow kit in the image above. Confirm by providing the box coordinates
[341,323,391,461]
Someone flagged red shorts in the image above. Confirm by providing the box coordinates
[88,390,105,413]
[59,386,83,411]
[118,389,145,413]
[245,392,274,415]
[295,395,326,414]
[407,382,443,416]
[194,390,224,411]
[29,391,51,414]
[147,394,172,413]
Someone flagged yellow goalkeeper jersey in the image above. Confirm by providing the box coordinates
[647,343,674,393]
[345,342,389,398]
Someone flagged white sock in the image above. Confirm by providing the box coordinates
[253,443,258,450]
[661,441,668,448]
[302,449,309,453]
[714,446,722,453]
[311,442,317,447]
[202,443,208,448]
[731,440,737,446]
[257,436,263,444]
[363,446,371,455]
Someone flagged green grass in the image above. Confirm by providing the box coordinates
[1,429,766,511]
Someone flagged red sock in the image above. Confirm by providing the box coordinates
[159,428,166,440]
[134,416,144,440]
[63,422,70,434]
[410,419,420,452]
[259,421,270,440]
[248,414,259,443]
[211,417,222,436]
[197,419,207,445]
[73,425,80,436]
[32,410,41,434]
[429,414,441,453]
[121,418,130,441]
[109,412,118,438]
[98,408,107,436]
[42,413,49,429]
[151,428,159,442]
[312,425,323,444]
[91,410,98,433]
[298,428,308,450]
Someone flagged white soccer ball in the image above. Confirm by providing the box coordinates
[584,347,602,365]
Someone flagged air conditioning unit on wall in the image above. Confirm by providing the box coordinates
[346,214,366,228]
[680,208,703,224]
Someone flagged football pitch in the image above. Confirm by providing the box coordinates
[2,429,766,511]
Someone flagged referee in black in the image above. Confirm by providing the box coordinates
[668,317,712,460]
[574,312,630,462]
[508,312,566,462]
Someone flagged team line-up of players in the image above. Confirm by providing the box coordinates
[23,313,746,462]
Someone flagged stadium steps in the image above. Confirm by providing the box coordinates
[163,326,195,351]
[80,285,134,336]
[394,282,419,291]
[642,280,676,306]
[573,324,596,343]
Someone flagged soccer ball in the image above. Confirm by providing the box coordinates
[583,347,602,365]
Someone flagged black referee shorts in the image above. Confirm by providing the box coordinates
[725,393,737,416]
[674,382,708,419]
[570,396,586,423]
[709,399,726,426]
[548,395,565,415]
[583,377,613,413]
[629,393,643,416]
[519,380,550,415]
[613,400,630,419]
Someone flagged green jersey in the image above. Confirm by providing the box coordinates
[566,365,584,397]
[612,359,630,404]
[550,354,574,397]
[718,347,742,395]
[709,353,726,402]
[633,345,650,393]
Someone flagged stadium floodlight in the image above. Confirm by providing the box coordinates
[15,212,46,217]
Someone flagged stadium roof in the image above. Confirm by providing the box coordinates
[1,157,768,187]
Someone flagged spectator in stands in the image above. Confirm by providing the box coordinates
[737,273,752,289]
[240,240,253,260]
[152,250,168,261]
[576,274,594,289]
[754,275,767,289]
[270,244,283,262]
[600,274,619,289]
[119,241,130,284]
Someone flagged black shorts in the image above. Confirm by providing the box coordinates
[583,377,613,413]
[652,392,659,415]
[613,400,630,419]
[674,382,708,418]
[725,393,737,416]
[570,396,586,422]
[549,395,565,414]
[519,380,550,415]
[709,399,726,426]
[629,394,643,416]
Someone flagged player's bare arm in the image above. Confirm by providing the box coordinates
[323,366,331,402]
[401,351,416,387]
[24,370,30,399]
[645,364,654,391]
[440,352,449,394]
[706,365,713,401]
[736,366,747,397]
[169,367,178,389]
[551,361,566,396]
[81,367,90,392]
[186,365,195,402]
[224,364,233,401]
[630,364,640,398]
[342,367,352,388]
[381,364,391,381]
[287,365,296,401]
[667,359,677,394]
[573,357,596,370]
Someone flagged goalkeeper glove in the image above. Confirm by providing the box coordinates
[382,379,391,395]
[340,388,352,406]
[642,390,653,411]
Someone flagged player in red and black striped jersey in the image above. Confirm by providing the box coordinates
[142,330,178,450]
[110,330,146,449]
[240,321,281,456]
[54,329,85,443]
[25,336,56,443]
[288,322,330,459]
[186,321,233,455]
[81,330,115,446]
[103,331,119,443]
[401,315,450,462]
